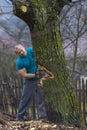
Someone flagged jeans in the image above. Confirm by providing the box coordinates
[16,78,47,120]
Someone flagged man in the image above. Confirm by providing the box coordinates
[15,44,47,121]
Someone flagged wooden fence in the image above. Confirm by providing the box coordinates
[0,79,39,120]
[75,77,87,125]
[0,77,87,124]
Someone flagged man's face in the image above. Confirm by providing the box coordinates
[15,46,26,56]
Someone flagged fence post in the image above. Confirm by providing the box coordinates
[82,78,86,124]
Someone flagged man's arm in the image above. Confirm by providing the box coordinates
[18,68,35,78]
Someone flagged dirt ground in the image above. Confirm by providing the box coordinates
[0,112,86,130]
[0,120,86,130]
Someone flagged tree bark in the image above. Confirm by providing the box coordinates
[31,0,83,126]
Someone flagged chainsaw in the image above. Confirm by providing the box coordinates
[36,64,54,87]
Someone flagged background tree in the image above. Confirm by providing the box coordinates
[60,0,87,85]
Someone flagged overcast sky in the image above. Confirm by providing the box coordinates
[0,0,13,13]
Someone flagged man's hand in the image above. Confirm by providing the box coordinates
[35,71,40,78]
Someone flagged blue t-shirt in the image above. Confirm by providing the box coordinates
[16,47,37,76]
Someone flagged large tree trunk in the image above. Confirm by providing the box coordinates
[31,0,82,126]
